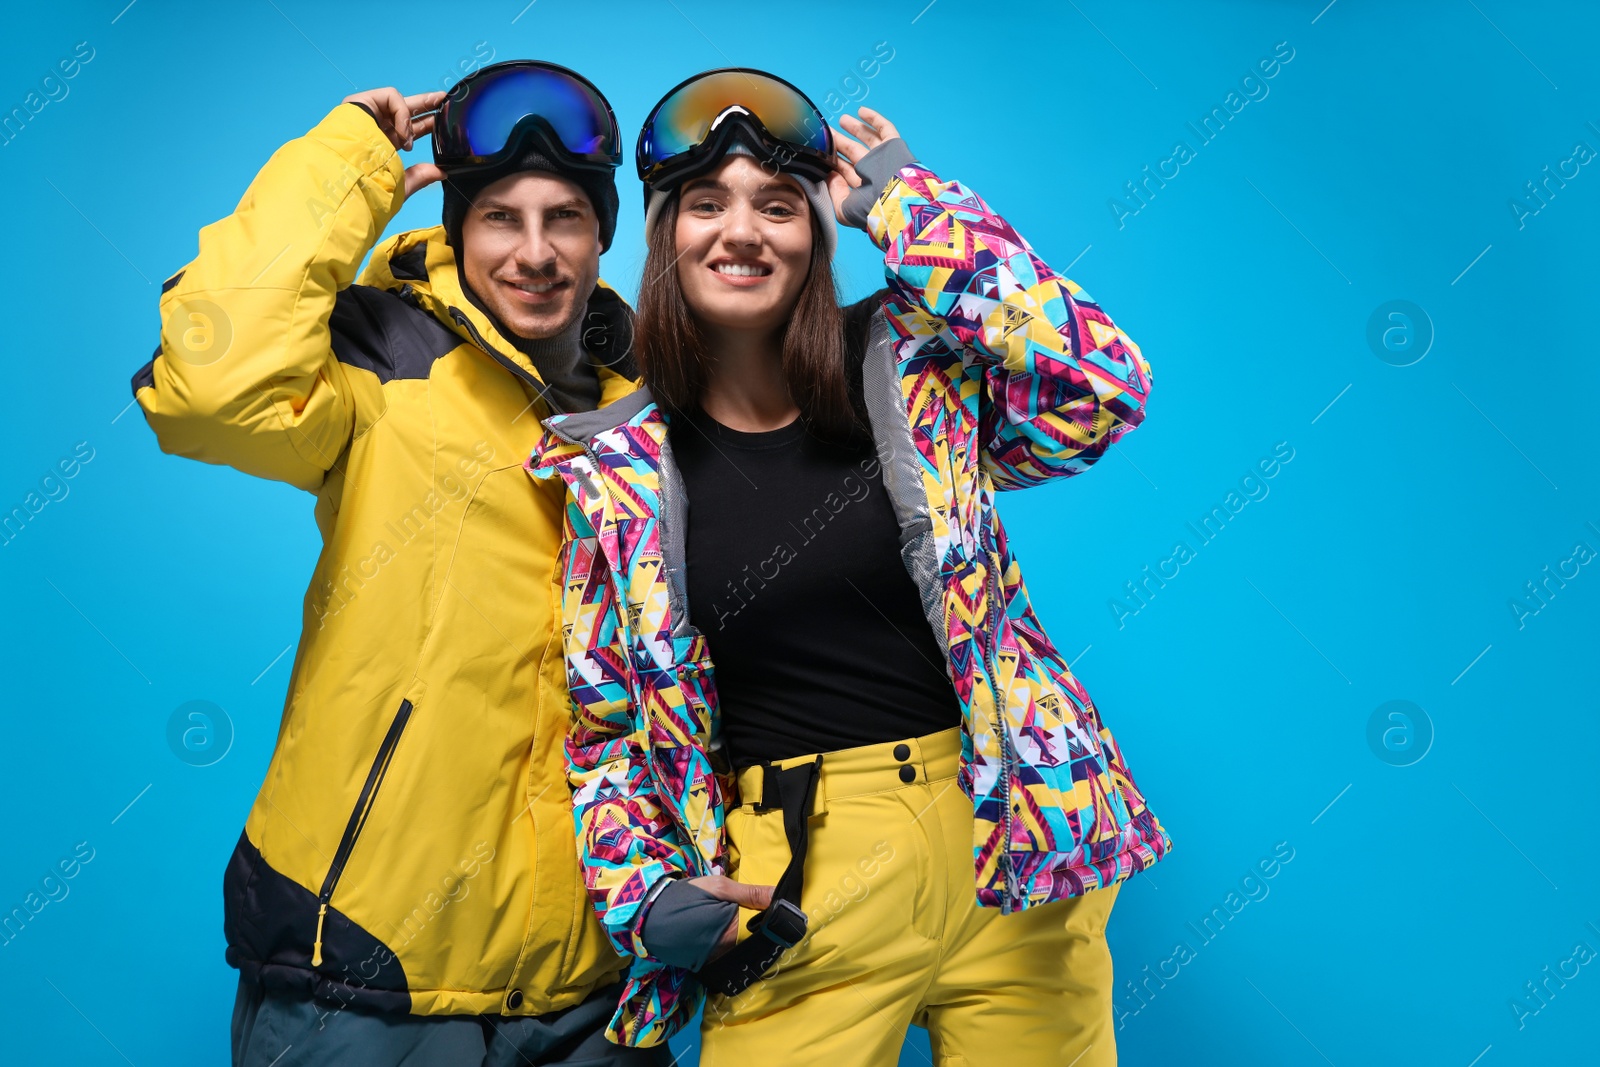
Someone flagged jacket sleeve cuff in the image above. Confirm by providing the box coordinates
[841,137,917,231]
[637,877,739,971]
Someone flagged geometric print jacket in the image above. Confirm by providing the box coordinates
[527,164,1172,1046]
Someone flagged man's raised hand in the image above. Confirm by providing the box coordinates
[342,88,448,196]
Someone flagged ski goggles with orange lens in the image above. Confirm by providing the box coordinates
[433,60,621,172]
[636,68,834,190]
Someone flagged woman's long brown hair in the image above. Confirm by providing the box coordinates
[633,194,867,443]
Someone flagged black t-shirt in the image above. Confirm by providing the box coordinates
[668,406,961,770]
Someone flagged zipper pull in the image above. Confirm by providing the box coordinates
[312,902,328,967]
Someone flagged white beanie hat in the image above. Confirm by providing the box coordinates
[642,141,837,259]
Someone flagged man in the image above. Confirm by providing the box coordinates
[131,61,659,1066]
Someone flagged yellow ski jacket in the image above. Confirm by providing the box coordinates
[132,102,635,1016]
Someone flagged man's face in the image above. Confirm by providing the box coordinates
[459,171,600,340]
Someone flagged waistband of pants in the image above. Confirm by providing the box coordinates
[734,726,962,817]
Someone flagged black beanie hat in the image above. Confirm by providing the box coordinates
[441,146,620,258]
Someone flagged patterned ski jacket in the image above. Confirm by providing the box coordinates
[527,162,1172,1046]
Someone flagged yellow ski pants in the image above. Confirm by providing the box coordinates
[700,726,1120,1066]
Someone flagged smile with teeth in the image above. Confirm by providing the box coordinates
[508,279,563,293]
[713,263,771,277]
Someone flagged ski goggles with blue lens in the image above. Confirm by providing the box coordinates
[636,68,834,190]
[433,60,621,172]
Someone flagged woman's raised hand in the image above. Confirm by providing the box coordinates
[828,107,911,225]
[838,107,903,154]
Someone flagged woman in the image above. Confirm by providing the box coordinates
[529,68,1171,1064]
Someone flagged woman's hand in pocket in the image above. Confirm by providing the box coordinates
[688,875,774,952]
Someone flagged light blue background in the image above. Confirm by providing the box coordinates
[2,1,1596,1064]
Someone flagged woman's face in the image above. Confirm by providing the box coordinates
[673,154,814,336]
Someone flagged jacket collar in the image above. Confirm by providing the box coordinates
[542,385,659,447]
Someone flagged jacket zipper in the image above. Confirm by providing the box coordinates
[448,307,566,416]
[984,557,1022,914]
[311,698,415,966]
